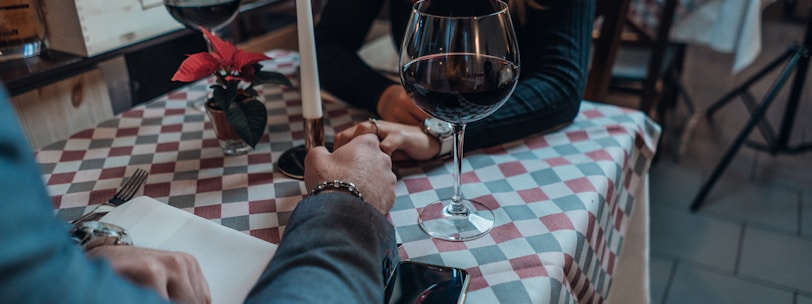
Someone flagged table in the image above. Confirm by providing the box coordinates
[38,50,660,303]
[630,0,775,73]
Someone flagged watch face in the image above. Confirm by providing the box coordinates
[425,118,453,136]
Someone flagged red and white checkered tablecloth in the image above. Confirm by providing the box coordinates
[37,50,660,304]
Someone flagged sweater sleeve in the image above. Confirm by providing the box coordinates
[245,192,399,303]
[0,86,170,304]
[464,0,594,151]
[317,0,593,152]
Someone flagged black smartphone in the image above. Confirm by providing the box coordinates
[384,261,470,304]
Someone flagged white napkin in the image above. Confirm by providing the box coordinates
[101,196,277,304]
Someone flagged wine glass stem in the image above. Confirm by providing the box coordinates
[205,29,217,52]
[447,123,467,215]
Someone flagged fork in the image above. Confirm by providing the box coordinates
[70,168,149,224]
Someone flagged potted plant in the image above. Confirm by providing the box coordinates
[172,27,292,154]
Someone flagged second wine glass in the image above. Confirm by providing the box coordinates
[164,0,240,34]
[164,0,242,111]
[400,0,520,241]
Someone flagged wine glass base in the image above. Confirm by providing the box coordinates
[190,98,207,112]
[418,199,494,241]
[220,139,252,155]
[190,90,214,113]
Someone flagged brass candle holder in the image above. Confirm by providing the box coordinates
[277,118,331,180]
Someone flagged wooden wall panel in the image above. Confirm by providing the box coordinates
[11,69,113,150]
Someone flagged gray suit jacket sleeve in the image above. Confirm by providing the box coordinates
[245,192,399,303]
[0,83,397,302]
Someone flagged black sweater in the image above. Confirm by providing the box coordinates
[315,0,594,151]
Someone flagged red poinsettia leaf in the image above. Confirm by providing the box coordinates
[224,75,246,82]
[171,52,218,82]
[201,27,236,68]
[210,52,232,70]
[239,65,257,81]
[233,50,270,71]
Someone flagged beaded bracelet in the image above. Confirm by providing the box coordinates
[310,180,364,201]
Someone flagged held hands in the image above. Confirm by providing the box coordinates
[304,134,397,214]
[87,245,211,304]
[334,120,440,161]
[363,85,439,161]
[376,85,428,125]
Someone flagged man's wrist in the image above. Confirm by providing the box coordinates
[310,180,365,201]
[70,221,133,252]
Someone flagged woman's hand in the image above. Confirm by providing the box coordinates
[335,119,439,161]
[376,85,428,125]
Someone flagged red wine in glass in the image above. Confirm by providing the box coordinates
[401,53,519,124]
[164,0,240,32]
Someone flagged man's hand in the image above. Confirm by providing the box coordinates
[376,85,428,126]
[87,246,211,304]
[304,134,397,214]
[334,120,439,161]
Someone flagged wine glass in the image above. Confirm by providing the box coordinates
[164,0,240,34]
[164,0,241,110]
[400,0,520,241]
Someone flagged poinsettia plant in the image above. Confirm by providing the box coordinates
[172,27,292,149]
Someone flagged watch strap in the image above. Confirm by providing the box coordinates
[437,134,454,158]
[423,118,454,158]
[70,221,133,251]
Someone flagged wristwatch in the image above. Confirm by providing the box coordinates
[70,221,133,251]
[423,117,454,158]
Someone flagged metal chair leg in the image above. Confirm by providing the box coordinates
[690,48,805,211]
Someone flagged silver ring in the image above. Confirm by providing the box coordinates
[368,118,380,137]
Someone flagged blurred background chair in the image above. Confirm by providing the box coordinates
[612,0,687,116]
[587,0,698,159]
[585,0,631,102]
[615,0,698,159]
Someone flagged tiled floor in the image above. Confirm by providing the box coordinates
[612,5,812,304]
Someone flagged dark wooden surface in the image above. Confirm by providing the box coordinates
[584,0,632,103]
[0,0,292,97]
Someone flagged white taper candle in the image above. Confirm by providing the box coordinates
[296,0,323,120]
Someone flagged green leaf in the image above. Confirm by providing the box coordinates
[253,71,293,87]
[245,87,259,98]
[211,83,238,110]
[225,99,267,149]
